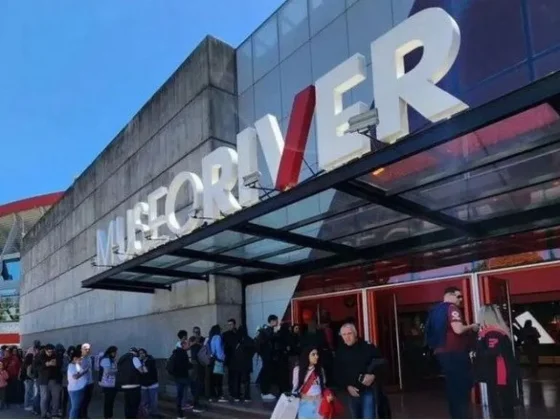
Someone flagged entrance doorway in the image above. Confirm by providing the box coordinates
[367,276,474,392]
[475,263,560,418]
[292,291,365,344]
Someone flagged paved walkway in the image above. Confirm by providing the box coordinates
[0,397,127,419]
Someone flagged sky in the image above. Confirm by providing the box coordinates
[0,0,284,205]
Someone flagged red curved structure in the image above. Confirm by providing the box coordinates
[0,192,64,219]
[0,192,63,346]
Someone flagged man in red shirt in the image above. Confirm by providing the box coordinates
[432,286,479,419]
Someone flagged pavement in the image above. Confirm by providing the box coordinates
[0,397,127,419]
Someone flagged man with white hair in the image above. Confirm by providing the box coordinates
[79,343,95,419]
[334,323,386,419]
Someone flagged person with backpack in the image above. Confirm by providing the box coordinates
[229,325,256,402]
[116,347,146,419]
[474,305,519,419]
[425,286,479,419]
[167,340,193,418]
[188,329,205,413]
[99,346,118,419]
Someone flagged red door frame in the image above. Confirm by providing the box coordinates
[291,291,365,337]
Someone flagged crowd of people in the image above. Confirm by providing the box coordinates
[0,290,530,420]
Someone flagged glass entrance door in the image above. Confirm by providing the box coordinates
[478,275,515,341]
[367,289,402,390]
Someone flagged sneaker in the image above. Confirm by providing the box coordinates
[182,404,194,410]
[192,407,204,414]
[24,407,34,412]
[218,397,228,403]
[261,393,276,401]
[233,398,241,402]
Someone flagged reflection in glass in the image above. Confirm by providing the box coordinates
[254,190,362,229]
[187,231,255,253]
[310,13,349,80]
[261,247,331,264]
[253,16,279,81]
[445,180,560,222]
[361,103,560,191]
[236,39,253,94]
[292,203,407,241]
[308,0,346,36]
[254,67,282,122]
[279,0,310,60]
[402,139,560,210]
[0,290,18,322]
[335,218,441,249]
[224,239,294,259]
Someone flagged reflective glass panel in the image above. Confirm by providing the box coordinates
[401,135,560,210]
[291,203,407,241]
[223,239,296,259]
[254,189,363,229]
[112,272,143,281]
[360,103,560,191]
[334,218,441,248]
[143,255,189,269]
[253,15,279,81]
[186,231,256,253]
[176,260,228,273]
[444,179,560,222]
[278,0,310,60]
[260,247,332,264]
[218,266,269,275]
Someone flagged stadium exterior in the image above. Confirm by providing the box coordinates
[0,193,62,345]
[20,0,560,397]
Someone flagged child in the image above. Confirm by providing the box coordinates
[0,362,9,409]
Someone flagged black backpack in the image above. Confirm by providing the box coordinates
[165,352,176,376]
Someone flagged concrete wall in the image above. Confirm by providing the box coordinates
[19,36,242,359]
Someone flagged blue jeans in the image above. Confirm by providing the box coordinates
[68,389,85,419]
[349,388,376,419]
[436,352,473,419]
[298,399,321,419]
[141,387,159,415]
[175,377,191,411]
[32,380,40,413]
[23,380,34,409]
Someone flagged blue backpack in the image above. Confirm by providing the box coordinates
[425,302,452,350]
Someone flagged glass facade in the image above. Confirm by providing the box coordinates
[231,0,560,297]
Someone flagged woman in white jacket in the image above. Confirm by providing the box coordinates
[292,347,332,419]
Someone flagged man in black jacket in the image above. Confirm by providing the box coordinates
[37,344,62,419]
[116,348,146,419]
[168,340,192,418]
[222,318,239,400]
[334,324,386,419]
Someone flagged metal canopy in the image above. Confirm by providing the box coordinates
[82,71,560,293]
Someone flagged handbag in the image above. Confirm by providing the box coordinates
[213,360,224,375]
[271,393,300,419]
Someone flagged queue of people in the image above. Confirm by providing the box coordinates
[0,295,529,420]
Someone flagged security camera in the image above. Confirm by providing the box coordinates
[345,108,379,135]
[112,244,119,254]
[243,171,261,187]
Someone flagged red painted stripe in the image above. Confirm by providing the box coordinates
[0,192,63,219]
[0,333,20,344]
[275,85,316,191]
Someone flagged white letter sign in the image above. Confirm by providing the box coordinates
[372,7,468,144]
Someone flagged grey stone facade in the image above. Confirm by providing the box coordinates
[19,36,242,360]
